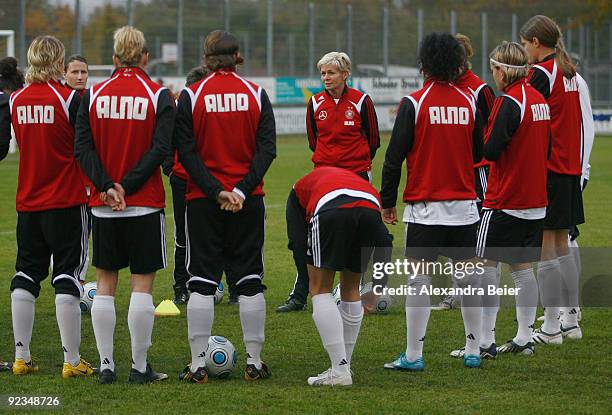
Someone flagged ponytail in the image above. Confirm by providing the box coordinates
[555,38,576,79]
[521,15,576,79]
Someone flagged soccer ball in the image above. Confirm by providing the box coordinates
[375,294,393,313]
[80,281,97,313]
[332,281,366,306]
[360,282,393,314]
[214,282,225,305]
[204,336,237,379]
[332,284,341,305]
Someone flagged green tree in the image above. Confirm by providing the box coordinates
[82,4,126,65]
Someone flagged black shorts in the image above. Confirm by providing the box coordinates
[170,175,188,290]
[475,166,489,203]
[544,172,584,230]
[405,222,478,261]
[12,205,89,298]
[307,207,393,273]
[185,196,265,291]
[92,210,167,274]
[477,209,544,264]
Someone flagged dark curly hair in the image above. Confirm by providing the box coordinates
[418,33,465,82]
[185,66,209,87]
[0,57,25,93]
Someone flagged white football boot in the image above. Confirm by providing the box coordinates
[307,368,352,386]
[532,327,563,344]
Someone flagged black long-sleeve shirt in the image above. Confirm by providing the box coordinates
[484,97,521,161]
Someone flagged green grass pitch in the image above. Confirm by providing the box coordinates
[0,135,610,414]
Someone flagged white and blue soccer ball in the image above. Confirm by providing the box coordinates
[79,281,97,313]
[214,282,225,305]
[360,282,393,314]
[375,294,393,313]
[205,336,237,379]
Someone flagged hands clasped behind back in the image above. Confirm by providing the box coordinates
[100,182,126,211]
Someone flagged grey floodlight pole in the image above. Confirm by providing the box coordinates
[177,0,184,76]
[481,12,488,83]
[267,0,273,76]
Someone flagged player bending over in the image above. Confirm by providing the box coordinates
[288,167,392,386]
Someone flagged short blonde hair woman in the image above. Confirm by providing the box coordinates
[74,25,174,384]
[306,50,379,177]
[113,26,147,68]
[317,52,351,75]
[277,49,381,318]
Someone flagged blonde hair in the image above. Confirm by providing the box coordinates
[520,15,576,78]
[113,26,146,67]
[317,52,351,73]
[455,33,473,70]
[25,36,65,84]
[489,41,529,86]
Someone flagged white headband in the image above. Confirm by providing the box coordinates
[490,58,528,69]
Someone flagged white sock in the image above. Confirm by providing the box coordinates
[560,276,569,324]
[405,275,431,361]
[479,266,499,348]
[127,292,155,373]
[451,277,461,305]
[80,250,90,282]
[558,254,580,327]
[91,295,116,371]
[312,293,349,375]
[11,288,35,362]
[239,293,266,370]
[563,307,580,327]
[537,259,562,333]
[55,294,81,366]
[512,268,538,346]
[187,292,214,370]
[569,239,581,275]
[338,300,363,365]
[458,272,481,356]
